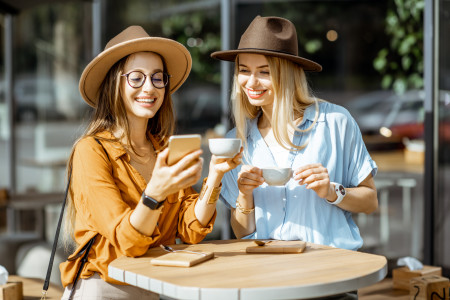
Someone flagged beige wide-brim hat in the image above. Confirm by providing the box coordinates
[79,25,192,107]
[211,16,322,72]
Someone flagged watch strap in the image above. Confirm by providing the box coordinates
[328,182,346,205]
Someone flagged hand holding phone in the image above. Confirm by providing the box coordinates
[167,134,202,166]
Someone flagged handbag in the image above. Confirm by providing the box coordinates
[41,138,107,299]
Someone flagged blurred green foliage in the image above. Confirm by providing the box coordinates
[161,12,222,84]
[373,0,424,94]
[111,0,222,85]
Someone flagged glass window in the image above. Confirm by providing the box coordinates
[12,2,92,193]
[2,1,441,258]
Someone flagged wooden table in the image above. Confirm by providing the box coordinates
[108,240,387,300]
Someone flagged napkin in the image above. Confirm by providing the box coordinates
[397,256,423,271]
[0,265,8,285]
[151,251,214,267]
[246,240,306,254]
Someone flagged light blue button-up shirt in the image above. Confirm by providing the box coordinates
[220,101,377,250]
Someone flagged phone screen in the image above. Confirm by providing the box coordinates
[167,134,201,166]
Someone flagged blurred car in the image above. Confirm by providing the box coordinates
[13,74,88,122]
[344,89,397,136]
[345,89,450,152]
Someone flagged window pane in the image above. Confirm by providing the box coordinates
[14,2,91,193]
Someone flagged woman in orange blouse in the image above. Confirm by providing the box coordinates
[60,26,242,299]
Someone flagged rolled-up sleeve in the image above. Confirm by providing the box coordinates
[176,189,216,244]
[340,109,378,187]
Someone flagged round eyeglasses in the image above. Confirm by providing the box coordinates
[121,71,171,89]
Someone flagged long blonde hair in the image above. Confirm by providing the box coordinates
[63,53,175,247]
[232,55,319,151]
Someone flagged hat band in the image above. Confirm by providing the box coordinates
[237,47,297,56]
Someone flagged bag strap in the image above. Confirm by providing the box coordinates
[67,236,96,300]
[41,169,71,299]
[41,137,108,299]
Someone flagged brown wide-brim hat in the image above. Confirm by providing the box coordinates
[211,16,322,72]
[80,25,192,107]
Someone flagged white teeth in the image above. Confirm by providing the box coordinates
[248,90,264,96]
[136,98,155,103]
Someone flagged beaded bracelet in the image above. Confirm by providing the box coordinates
[199,177,222,204]
[235,201,255,214]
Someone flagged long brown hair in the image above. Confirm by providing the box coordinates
[63,52,175,247]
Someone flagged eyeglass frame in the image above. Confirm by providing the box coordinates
[121,70,171,89]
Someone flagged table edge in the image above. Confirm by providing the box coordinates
[239,261,388,299]
[108,254,388,300]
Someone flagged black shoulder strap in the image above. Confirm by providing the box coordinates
[94,138,111,161]
[42,137,108,297]
[42,168,71,295]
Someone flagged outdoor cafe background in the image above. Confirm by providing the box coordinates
[0,0,449,286]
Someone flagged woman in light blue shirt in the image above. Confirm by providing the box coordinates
[211,16,378,251]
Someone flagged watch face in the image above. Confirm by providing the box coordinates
[338,185,346,196]
[142,194,164,210]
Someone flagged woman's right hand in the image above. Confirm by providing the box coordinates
[237,165,264,197]
[144,148,203,200]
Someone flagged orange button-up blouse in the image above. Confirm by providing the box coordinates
[60,132,216,287]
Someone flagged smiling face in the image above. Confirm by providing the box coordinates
[121,52,166,124]
[237,53,274,109]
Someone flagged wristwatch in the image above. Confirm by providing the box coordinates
[141,192,165,210]
[327,182,346,205]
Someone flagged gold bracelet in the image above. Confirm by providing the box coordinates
[235,200,255,214]
[199,177,222,204]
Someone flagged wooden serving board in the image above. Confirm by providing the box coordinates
[246,240,306,254]
[150,251,214,267]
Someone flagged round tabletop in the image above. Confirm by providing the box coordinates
[108,239,387,300]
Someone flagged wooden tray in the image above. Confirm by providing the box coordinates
[151,251,214,267]
[246,240,306,254]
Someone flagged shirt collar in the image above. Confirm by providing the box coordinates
[95,131,162,161]
[95,131,126,161]
[247,101,324,139]
[298,101,325,127]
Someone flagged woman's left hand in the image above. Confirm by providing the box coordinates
[293,163,333,199]
[210,147,243,175]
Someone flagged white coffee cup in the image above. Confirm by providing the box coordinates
[261,167,293,186]
[208,138,242,158]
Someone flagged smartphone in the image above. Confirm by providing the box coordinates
[167,134,202,166]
